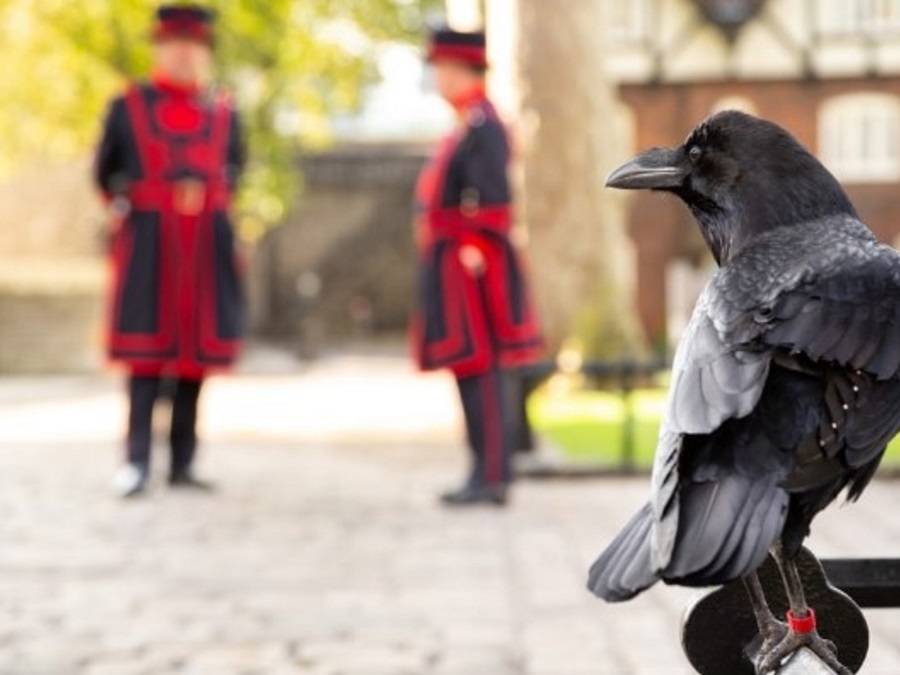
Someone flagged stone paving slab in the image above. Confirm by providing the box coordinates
[0,353,898,674]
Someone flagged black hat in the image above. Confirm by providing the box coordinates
[426,27,487,68]
[153,4,215,45]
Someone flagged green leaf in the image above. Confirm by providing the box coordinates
[0,0,441,238]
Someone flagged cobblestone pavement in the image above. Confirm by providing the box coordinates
[0,349,899,674]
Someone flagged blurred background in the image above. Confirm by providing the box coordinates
[3,1,900,673]
[4,0,900,467]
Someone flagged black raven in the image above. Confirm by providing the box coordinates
[588,110,900,674]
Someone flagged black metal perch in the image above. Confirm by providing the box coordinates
[681,547,900,673]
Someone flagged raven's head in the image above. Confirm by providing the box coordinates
[606,110,856,264]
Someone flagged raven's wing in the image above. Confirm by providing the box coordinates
[736,220,900,381]
[588,280,773,600]
[651,282,772,568]
[750,230,900,495]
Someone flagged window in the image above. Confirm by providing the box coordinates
[603,0,651,44]
[817,0,900,36]
[819,93,900,182]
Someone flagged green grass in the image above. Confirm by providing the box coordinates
[529,388,900,470]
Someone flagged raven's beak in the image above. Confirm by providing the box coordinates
[605,147,686,190]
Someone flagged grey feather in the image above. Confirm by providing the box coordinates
[587,503,658,602]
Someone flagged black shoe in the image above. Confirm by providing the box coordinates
[169,471,215,492]
[440,484,508,507]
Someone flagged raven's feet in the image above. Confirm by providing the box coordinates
[749,615,789,667]
[742,572,788,669]
[755,611,851,675]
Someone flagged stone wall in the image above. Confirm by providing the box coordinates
[0,161,107,373]
[0,260,105,374]
[253,143,429,351]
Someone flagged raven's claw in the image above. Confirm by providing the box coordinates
[755,627,851,675]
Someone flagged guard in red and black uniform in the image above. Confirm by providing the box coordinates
[95,5,245,497]
[412,28,542,506]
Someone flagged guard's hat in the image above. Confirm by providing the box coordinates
[426,27,487,69]
[153,4,216,45]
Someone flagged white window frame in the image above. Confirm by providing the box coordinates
[603,0,651,45]
[817,0,900,37]
[819,93,900,183]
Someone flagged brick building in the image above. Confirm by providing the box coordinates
[603,0,900,350]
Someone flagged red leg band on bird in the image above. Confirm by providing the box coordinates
[787,608,816,634]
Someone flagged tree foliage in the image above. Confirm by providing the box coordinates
[0,0,439,237]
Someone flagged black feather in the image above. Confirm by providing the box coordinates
[587,503,658,602]
[591,110,900,602]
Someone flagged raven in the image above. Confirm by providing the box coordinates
[588,110,900,674]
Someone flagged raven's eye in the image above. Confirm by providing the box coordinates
[688,146,702,163]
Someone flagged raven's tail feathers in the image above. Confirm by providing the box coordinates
[587,503,660,602]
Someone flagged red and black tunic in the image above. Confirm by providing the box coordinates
[412,96,542,377]
[95,78,245,379]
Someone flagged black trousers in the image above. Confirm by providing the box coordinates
[507,368,538,453]
[126,374,203,478]
[456,367,514,487]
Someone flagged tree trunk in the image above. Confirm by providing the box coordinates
[502,0,644,359]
